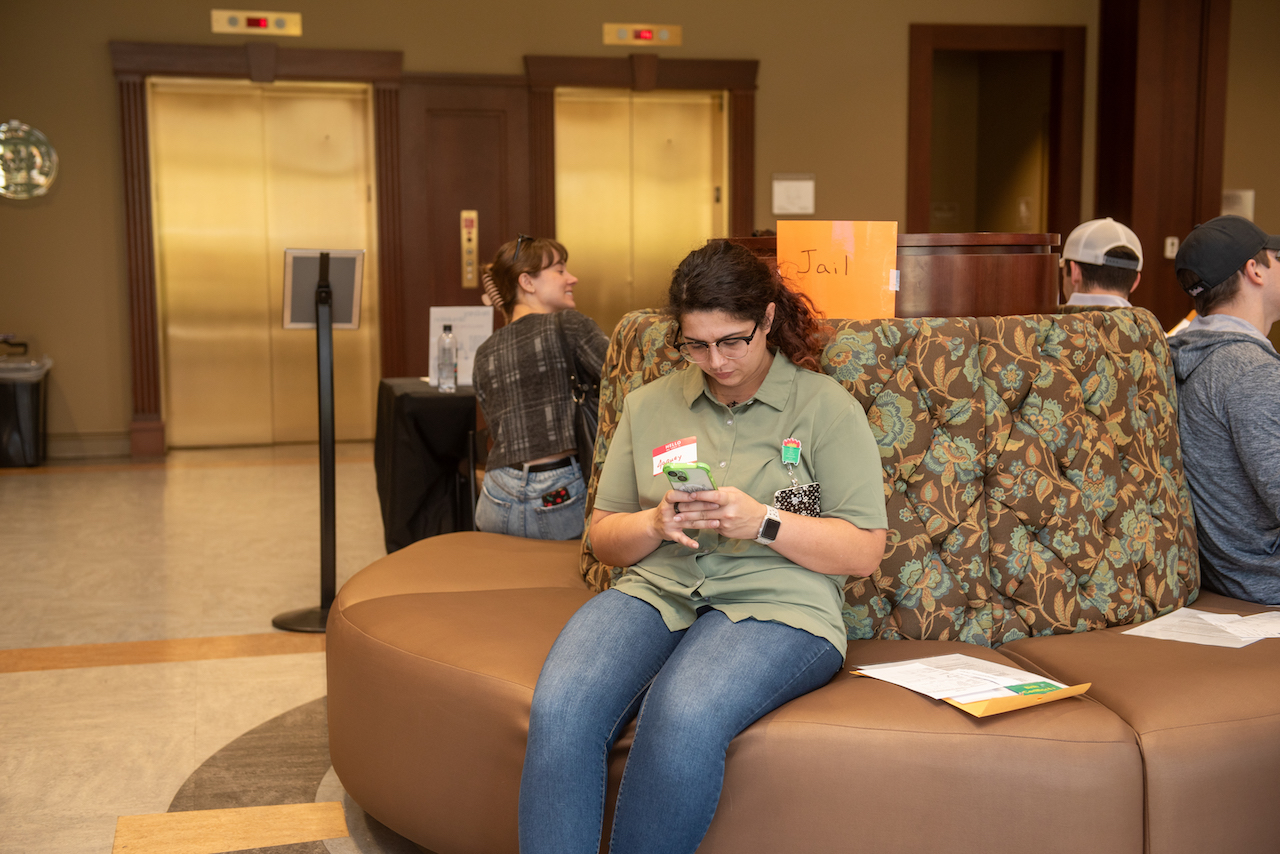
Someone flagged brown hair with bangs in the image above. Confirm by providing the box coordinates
[490,236,570,309]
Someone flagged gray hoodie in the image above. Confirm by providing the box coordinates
[1168,314,1280,604]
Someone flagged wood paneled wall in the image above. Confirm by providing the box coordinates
[1094,0,1231,329]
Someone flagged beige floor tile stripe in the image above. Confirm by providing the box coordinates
[0,633,326,673]
[112,801,348,854]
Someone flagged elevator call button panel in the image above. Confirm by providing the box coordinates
[211,9,303,36]
[461,210,479,290]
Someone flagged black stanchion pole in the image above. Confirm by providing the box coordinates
[273,251,337,633]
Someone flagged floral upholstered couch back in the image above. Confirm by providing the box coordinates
[580,307,1199,647]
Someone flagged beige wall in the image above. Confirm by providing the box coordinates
[1224,0,1280,354]
[1223,0,1278,235]
[0,0,1150,455]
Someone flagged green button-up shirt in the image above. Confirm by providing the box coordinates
[594,351,887,655]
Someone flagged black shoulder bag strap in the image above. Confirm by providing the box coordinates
[552,313,600,476]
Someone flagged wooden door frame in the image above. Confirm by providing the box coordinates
[523,54,758,239]
[109,41,403,457]
[906,24,1085,237]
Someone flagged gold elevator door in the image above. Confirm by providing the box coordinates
[148,78,380,448]
[555,88,728,337]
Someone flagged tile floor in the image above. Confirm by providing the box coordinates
[0,444,397,854]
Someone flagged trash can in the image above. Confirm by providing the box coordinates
[0,354,53,467]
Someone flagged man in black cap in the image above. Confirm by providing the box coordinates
[1168,215,1280,604]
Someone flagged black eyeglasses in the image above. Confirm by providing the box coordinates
[676,322,759,362]
[513,234,533,262]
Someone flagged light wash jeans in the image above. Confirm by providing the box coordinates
[519,588,843,854]
[475,458,586,540]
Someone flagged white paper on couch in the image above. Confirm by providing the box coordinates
[1122,607,1265,647]
[854,653,1068,703]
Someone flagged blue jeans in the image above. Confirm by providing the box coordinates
[475,458,586,540]
[519,589,843,854]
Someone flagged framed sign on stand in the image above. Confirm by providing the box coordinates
[274,248,365,633]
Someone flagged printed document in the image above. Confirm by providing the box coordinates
[1187,609,1280,639]
[1122,608,1266,647]
[856,654,1068,704]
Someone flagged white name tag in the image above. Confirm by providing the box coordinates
[652,436,698,475]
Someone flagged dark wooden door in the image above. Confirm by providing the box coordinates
[390,74,531,377]
[1094,0,1230,330]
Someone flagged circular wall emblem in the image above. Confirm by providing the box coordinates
[1,120,58,200]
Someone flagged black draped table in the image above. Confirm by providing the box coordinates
[375,378,477,553]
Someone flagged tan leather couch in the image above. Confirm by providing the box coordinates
[328,309,1280,854]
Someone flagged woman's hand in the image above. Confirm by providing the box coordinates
[591,492,720,565]
[668,489,886,575]
[667,487,766,542]
[593,493,885,576]
[653,489,718,549]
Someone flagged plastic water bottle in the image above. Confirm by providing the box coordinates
[437,324,457,393]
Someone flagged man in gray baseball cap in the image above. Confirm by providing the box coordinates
[1167,215,1280,604]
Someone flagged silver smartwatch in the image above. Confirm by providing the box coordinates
[755,505,781,545]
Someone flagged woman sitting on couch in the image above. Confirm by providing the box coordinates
[518,240,889,854]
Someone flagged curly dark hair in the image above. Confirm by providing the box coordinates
[666,240,829,372]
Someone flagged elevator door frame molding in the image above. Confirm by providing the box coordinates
[906,24,1085,237]
[110,41,403,458]
[524,54,758,240]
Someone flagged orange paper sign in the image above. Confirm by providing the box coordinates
[777,221,898,320]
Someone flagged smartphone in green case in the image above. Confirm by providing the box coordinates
[663,461,718,493]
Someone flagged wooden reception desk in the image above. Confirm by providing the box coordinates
[729,232,1062,317]
[896,232,1060,317]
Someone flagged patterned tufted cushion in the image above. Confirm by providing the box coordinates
[580,307,1199,647]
